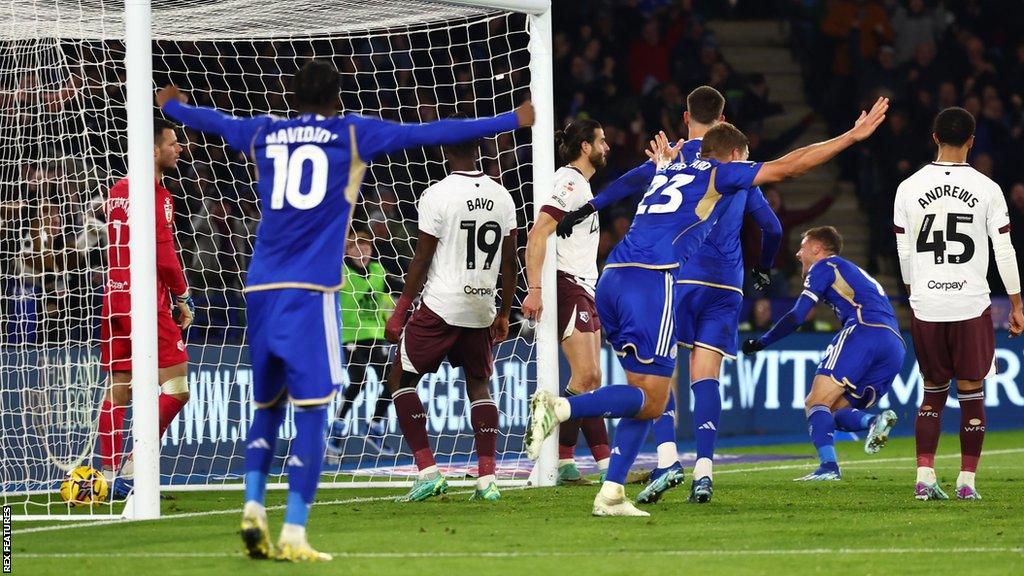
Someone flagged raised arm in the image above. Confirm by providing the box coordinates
[157,86,267,154]
[753,97,889,187]
[354,102,534,160]
[749,201,782,292]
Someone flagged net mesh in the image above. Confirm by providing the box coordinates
[0,0,541,516]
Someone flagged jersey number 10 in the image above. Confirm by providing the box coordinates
[267,144,329,210]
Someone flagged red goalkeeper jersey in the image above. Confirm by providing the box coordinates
[104,177,187,315]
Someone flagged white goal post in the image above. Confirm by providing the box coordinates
[0,0,558,521]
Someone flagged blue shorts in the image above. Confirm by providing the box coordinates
[674,282,742,359]
[816,324,905,409]
[596,266,676,377]
[246,289,344,407]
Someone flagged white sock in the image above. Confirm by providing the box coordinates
[477,474,496,490]
[917,466,937,484]
[553,398,571,422]
[957,470,976,488]
[596,457,610,472]
[243,500,265,518]
[599,481,624,500]
[279,523,306,545]
[419,465,439,480]
[656,442,678,469]
[693,457,713,481]
[558,458,574,468]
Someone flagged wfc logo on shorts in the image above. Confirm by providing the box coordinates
[927,280,966,291]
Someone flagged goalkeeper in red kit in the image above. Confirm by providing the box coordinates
[97,117,196,500]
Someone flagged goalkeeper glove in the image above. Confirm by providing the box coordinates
[385,295,414,343]
[751,267,771,292]
[175,291,195,315]
[741,338,765,355]
[555,203,596,239]
[174,291,196,329]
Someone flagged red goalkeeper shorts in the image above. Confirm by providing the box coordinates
[100,307,188,372]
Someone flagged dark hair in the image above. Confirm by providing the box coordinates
[291,59,340,110]
[803,226,844,255]
[687,86,726,125]
[700,122,748,159]
[441,113,481,158]
[933,106,975,147]
[554,118,602,162]
[154,117,176,144]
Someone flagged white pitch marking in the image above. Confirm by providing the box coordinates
[716,447,1024,475]
[17,547,1024,560]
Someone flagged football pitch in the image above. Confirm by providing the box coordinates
[11,431,1024,575]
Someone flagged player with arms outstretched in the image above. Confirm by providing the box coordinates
[521,119,612,485]
[528,98,890,516]
[384,134,517,503]
[98,117,195,501]
[636,86,782,505]
[742,227,903,481]
[159,60,533,561]
[894,107,1024,500]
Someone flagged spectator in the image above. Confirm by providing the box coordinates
[738,297,773,332]
[890,0,949,65]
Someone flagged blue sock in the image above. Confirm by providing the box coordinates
[807,404,837,467]
[244,403,287,505]
[651,392,676,447]
[567,385,644,419]
[605,417,652,484]
[284,406,328,527]
[691,378,722,461]
[833,407,874,432]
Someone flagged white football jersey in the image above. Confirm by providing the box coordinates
[541,166,600,292]
[418,170,517,328]
[894,162,1011,322]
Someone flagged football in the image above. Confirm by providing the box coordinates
[59,466,109,507]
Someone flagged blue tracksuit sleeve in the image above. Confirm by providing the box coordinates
[590,161,656,211]
[758,294,816,348]
[349,112,520,160]
[750,204,782,269]
[161,99,268,154]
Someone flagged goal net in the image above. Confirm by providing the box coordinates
[0,0,555,519]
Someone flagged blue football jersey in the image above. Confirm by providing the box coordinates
[674,137,772,289]
[802,256,899,333]
[161,99,518,292]
[604,157,764,269]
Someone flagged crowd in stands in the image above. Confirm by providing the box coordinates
[5,1,1024,346]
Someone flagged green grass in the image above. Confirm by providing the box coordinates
[11,431,1024,575]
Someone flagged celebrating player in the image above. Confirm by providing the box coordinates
[97,117,195,501]
[527,97,889,516]
[521,119,611,485]
[326,229,397,459]
[742,227,902,481]
[384,133,518,503]
[894,107,1024,500]
[159,60,533,561]
[637,86,782,505]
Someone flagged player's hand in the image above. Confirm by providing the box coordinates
[490,313,510,342]
[556,203,596,239]
[741,338,765,355]
[751,267,772,292]
[515,101,535,128]
[155,84,187,108]
[1009,306,1024,338]
[174,292,195,330]
[385,296,414,343]
[848,96,888,142]
[644,131,684,170]
[522,289,543,322]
